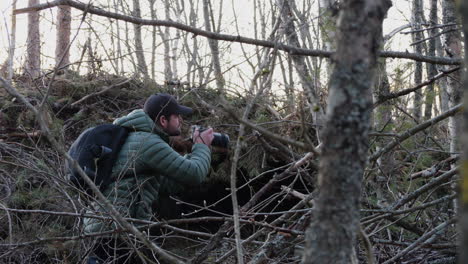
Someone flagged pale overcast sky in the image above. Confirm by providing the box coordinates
[0,0,420,84]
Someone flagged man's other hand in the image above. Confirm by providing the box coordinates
[193,128,214,146]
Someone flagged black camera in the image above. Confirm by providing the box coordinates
[191,125,230,149]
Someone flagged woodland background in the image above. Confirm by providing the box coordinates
[0,0,467,263]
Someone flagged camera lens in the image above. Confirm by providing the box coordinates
[212,132,230,149]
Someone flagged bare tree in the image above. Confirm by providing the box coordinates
[277,0,324,140]
[162,0,173,83]
[26,0,41,79]
[318,0,337,77]
[411,0,424,122]
[7,0,17,82]
[133,0,149,80]
[424,0,438,120]
[55,4,71,71]
[443,0,462,156]
[203,0,225,94]
[373,53,395,207]
[303,0,391,263]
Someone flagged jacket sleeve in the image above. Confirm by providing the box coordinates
[140,137,211,186]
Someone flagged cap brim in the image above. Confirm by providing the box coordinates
[176,105,193,115]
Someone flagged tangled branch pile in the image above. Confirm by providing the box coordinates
[0,72,458,263]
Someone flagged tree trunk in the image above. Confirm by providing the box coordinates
[147,0,156,80]
[303,0,391,263]
[171,0,183,84]
[443,0,462,155]
[424,0,438,120]
[7,0,17,83]
[318,0,337,78]
[437,37,449,113]
[55,5,71,71]
[133,0,149,80]
[411,0,424,122]
[458,2,468,263]
[203,0,225,94]
[373,54,395,206]
[162,0,173,84]
[26,0,41,79]
[85,35,95,75]
[277,0,324,141]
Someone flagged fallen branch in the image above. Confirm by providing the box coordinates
[281,185,314,206]
[373,239,456,249]
[0,131,41,139]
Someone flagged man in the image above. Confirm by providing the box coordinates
[84,93,213,263]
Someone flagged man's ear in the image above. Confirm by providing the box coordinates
[159,115,167,128]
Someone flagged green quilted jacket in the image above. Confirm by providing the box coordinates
[83,109,211,234]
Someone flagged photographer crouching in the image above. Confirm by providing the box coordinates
[84,93,228,264]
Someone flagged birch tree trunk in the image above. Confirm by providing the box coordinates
[133,0,149,80]
[437,38,449,113]
[55,5,71,71]
[318,0,337,78]
[424,0,438,120]
[7,0,17,82]
[26,0,41,79]
[411,0,424,122]
[303,0,391,263]
[443,0,462,155]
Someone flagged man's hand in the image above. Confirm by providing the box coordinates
[193,127,214,146]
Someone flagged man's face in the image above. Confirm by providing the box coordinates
[161,114,182,136]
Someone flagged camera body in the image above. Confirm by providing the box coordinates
[191,125,230,149]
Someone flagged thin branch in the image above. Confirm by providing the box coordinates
[13,0,461,65]
[410,28,459,46]
[384,24,412,42]
[401,22,458,34]
[373,67,460,107]
[369,103,462,162]
[390,167,458,210]
[381,218,456,264]
[361,193,456,225]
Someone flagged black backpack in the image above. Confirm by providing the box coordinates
[66,124,130,195]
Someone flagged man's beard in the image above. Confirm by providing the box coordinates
[166,127,181,136]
